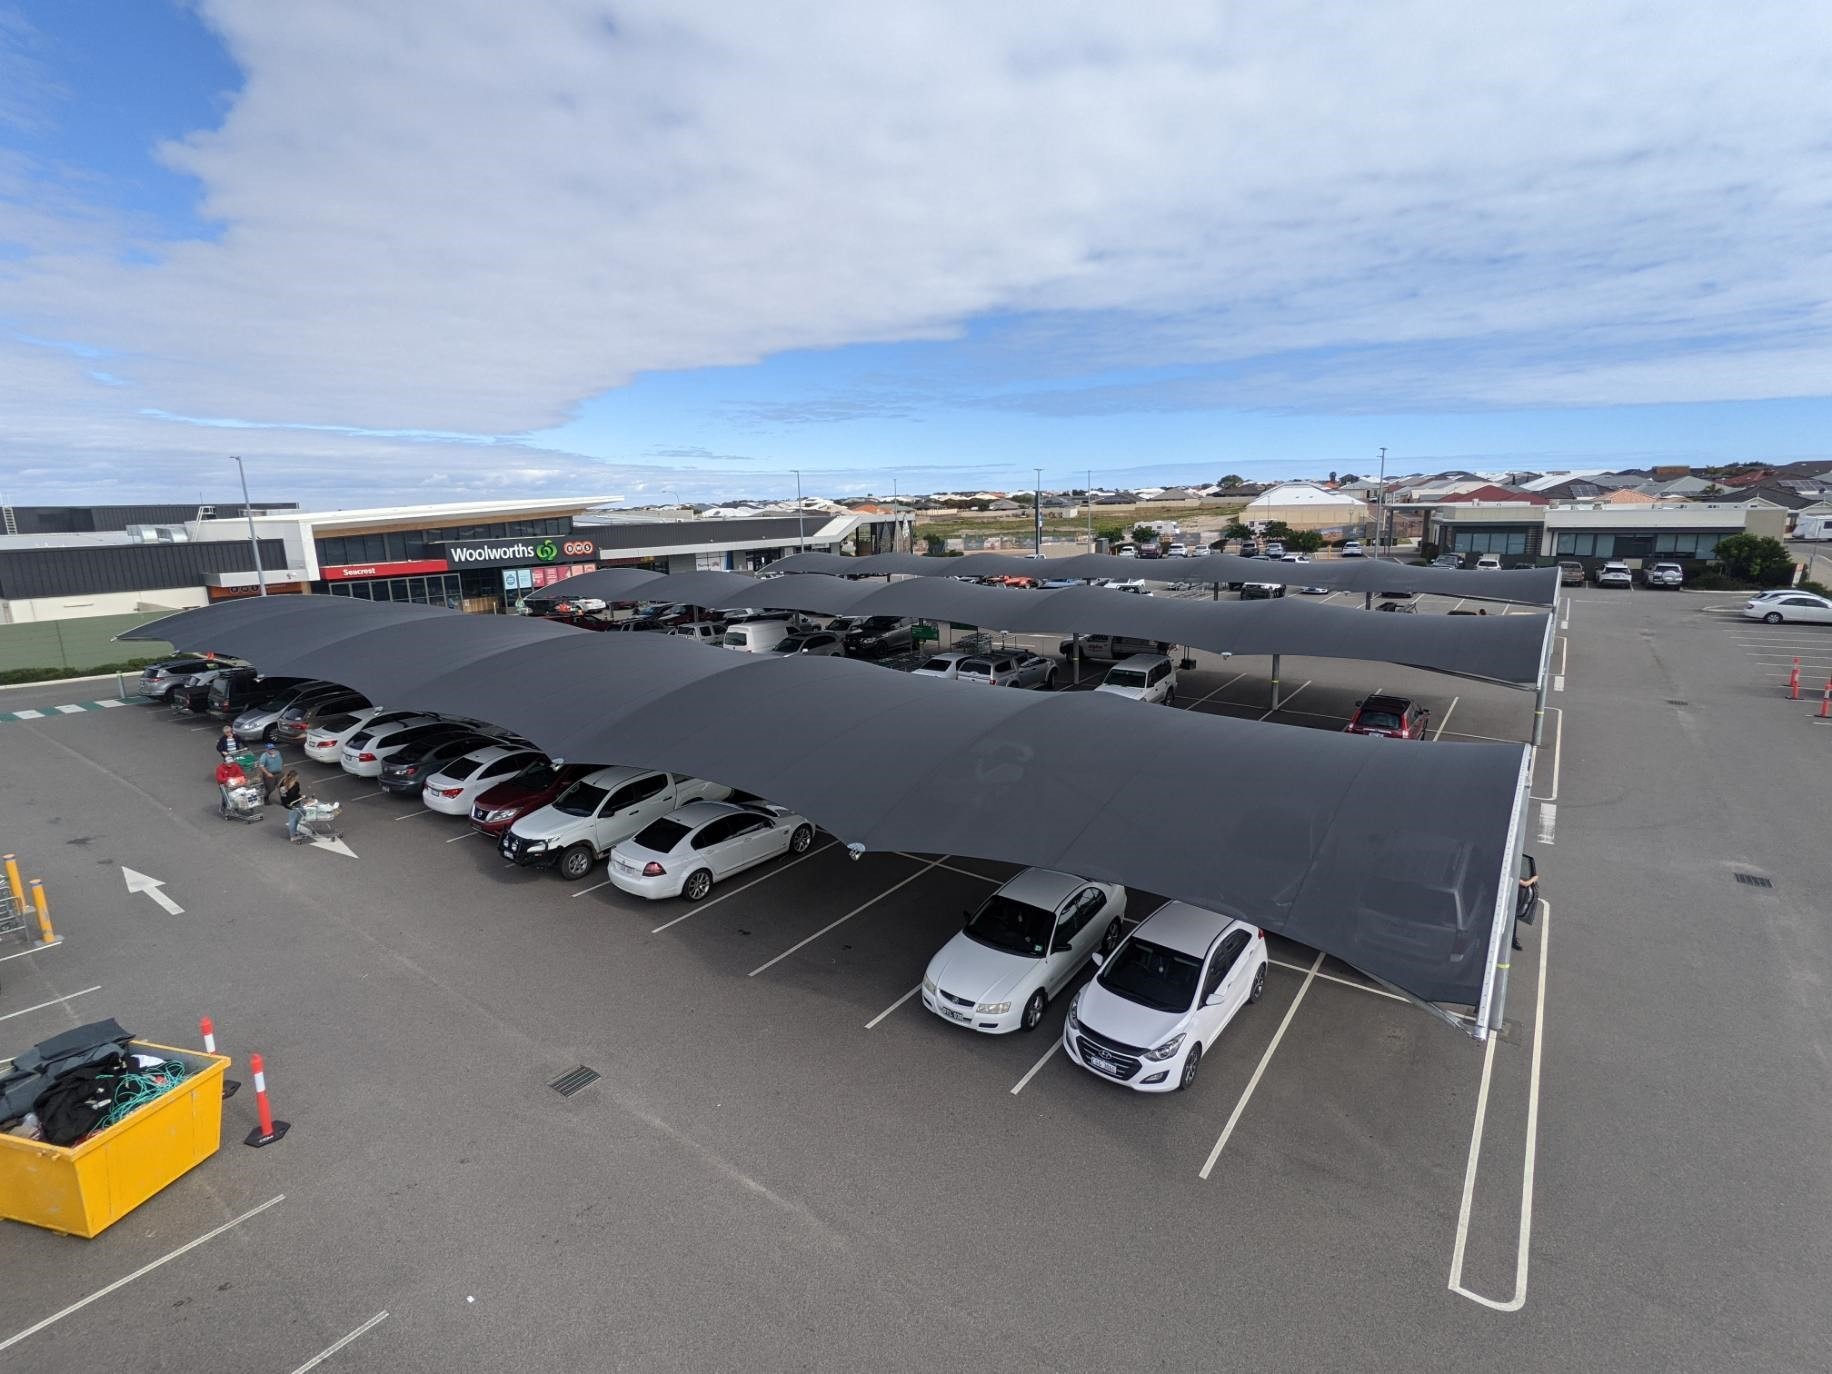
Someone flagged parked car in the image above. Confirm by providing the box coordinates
[1095,653,1178,705]
[922,870,1126,1034]
[607,800,816,901]
[668,620,728,645]
[1265,541,1286,558]
[1166,542,1188,558]
[1557,561,1586,586]
[832,616,916,658]
[1431,554,1463,568]
[303,708,430,763]
[272,690,370,744]
[766,630,846,656]
[1064,901,1268,1092]
[1645,561,1685,588]
[135,657,218,701]
[420,744,549,813]
[207,670,311,718]
[720,621,806,654]
[910,651,973,680]
[954,650,1058,690]
[339,718,470,776]
[1340,540,1364,558]
[378,733,499,795]
[1596,562,1633,588]
[232,682,346,743]
[1278,553,1311,564]
[1237,541,1258,558]
[1059,633,1170,661]
[1240,582,1286,600]
[469,762,599,838]
[1742,592,1832,625]
[167,666,237,714]
[1344,693,1432,739]
[1376,590,1419,613]
[1475,555,1502,571]
[499,767,733,880]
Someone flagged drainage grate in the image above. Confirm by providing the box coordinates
[549,1066,602,1097]
[1667,699,1690,706]
[1733,873,1774,889]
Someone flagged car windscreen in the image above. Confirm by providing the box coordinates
[1105,668,1148,688]
[1357,709,1402,731]
[554,781,609,817]
[440,756,486,779]
[317,714,358,733]
[720,632,748,647]
[962,893,1054,958]
[632,817,692,852]
[1097,937,1202,1013]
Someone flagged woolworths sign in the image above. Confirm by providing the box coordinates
[440,536,598,568]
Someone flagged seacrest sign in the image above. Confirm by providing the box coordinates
[440,537,600,568]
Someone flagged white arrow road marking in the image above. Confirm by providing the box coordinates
[309,835,358,858]
[121,866,184,914]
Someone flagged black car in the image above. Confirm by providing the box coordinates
[377,731,497,794]
[207,670,311,717]
[1240,581,1286,600]
[167,669,233,715]
[272,690,370,743]
[833,615,914,658]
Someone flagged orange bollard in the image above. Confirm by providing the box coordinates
[199,1015,242,1098]
[243,1052,290,1147]
[29,880,54,944]
[1788,659,1801,699]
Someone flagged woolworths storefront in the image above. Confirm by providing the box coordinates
[318,532,604,611]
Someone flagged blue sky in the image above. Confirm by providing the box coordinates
[5,2,1832,506]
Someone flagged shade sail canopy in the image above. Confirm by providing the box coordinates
[125,597,1527,1007]
[768,550,1561,606]
[541,566,1550,685]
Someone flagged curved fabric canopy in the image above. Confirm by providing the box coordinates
[543,566,1550,685]
[767,549,1561,606]
[125,597,1526,1008]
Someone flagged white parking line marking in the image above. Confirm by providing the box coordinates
[444,831,477,843]
[345,790,390,802]
[1260,681,1311,720]
[892,853,1000,884]
[1267,957,1407,1002]
[54,704,84,715]
[1433,697,1460,740]
[1558,635,1568,677]
[97,698,125,707]
[289,1310,390,1374]
[865,984,922,1029]
[1178,670,1249,712]
[1199,951,1323,1178]
[1551,675,1564,692]
[1450,899,1549,1311]
[0,939,62,963]
[570,879,613,898]
[749,856,946,977]
[1529,706,1563,803]
[1535,802,1557,847]
[651,839,840,933]
[392,807,437,821]
[1010,1040,1062,1095]
[0,1194,286,1354]
[13,709,42,719]
[0,985,102,1023]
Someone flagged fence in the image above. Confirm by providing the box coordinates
[0,613,175,678]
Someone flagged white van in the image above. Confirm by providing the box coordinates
[1095,654,1178,705]
[720,622,802,654]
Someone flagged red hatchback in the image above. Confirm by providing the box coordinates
[469,762,599,837]
[1343,694,1432,740]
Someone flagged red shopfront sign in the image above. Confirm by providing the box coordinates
[320,559,450,582]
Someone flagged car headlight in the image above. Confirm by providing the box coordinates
[975,1000,1011,1015]
[860,637,880,645]
[922,976,936,994]
[1144,1032,1186,1062]
[1065,1002,1081,1036]
[524,840,548,854]
[485,807,517,822]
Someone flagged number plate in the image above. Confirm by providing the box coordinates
[941,1006,971,1024]
[1086,1053,1122,1076]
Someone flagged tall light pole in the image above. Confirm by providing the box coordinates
[1374,445,1388,561]
[792,469,806,550]
[1086,468,1094,551]
[230,455,267,596]
[1033,467,1044,556]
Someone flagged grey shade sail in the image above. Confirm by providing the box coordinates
[541,566,1550,685]
[124,597,1527,1007]
[768,550,1561,606]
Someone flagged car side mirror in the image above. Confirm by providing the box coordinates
[1204,991,1224,1007]
[1089,951,1105,967]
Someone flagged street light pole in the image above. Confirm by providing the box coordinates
[1374,445,1388,562]
[793,469,806,550]
[1033,467,1043,556]
[230,455,267,596]
[1086,468,1094,551]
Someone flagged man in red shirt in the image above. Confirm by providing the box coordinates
[215,758,247,817]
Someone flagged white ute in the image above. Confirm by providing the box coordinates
[499,766,732,880]
[923,869,1128,1034]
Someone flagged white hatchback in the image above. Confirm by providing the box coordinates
[421,745,548,814]
[607,800,815,901]
[303,709,431,764]
[922,870,1127,1034]
[1065,901,1267,1092]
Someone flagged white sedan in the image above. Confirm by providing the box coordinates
[1743,592,1832,625]
[302,709,432,763]
[606,800,816,901]
[421,744,548,814]
[922,869,1127,1034]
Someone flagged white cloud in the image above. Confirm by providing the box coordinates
[6,0,1832,488]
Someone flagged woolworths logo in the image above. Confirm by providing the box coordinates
[535,538,558,562]
[447,540,541,564]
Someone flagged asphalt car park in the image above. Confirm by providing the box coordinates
[2,582,1828,1372]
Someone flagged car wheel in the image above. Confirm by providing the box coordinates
[1165,688,1177,706]
[1100,918,1122,955]
[1764,611,1783,624]
[789,824,813,854]
[1044,671,1057,691]
[1020,990,1047,1032]
[1178,1042,1203,1090]
[1248,963,1266,1004]
[683,868,714,901]
[558,844,595,881]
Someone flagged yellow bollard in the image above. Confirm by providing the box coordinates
[29,879,54,944]
[3,853,23,910]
